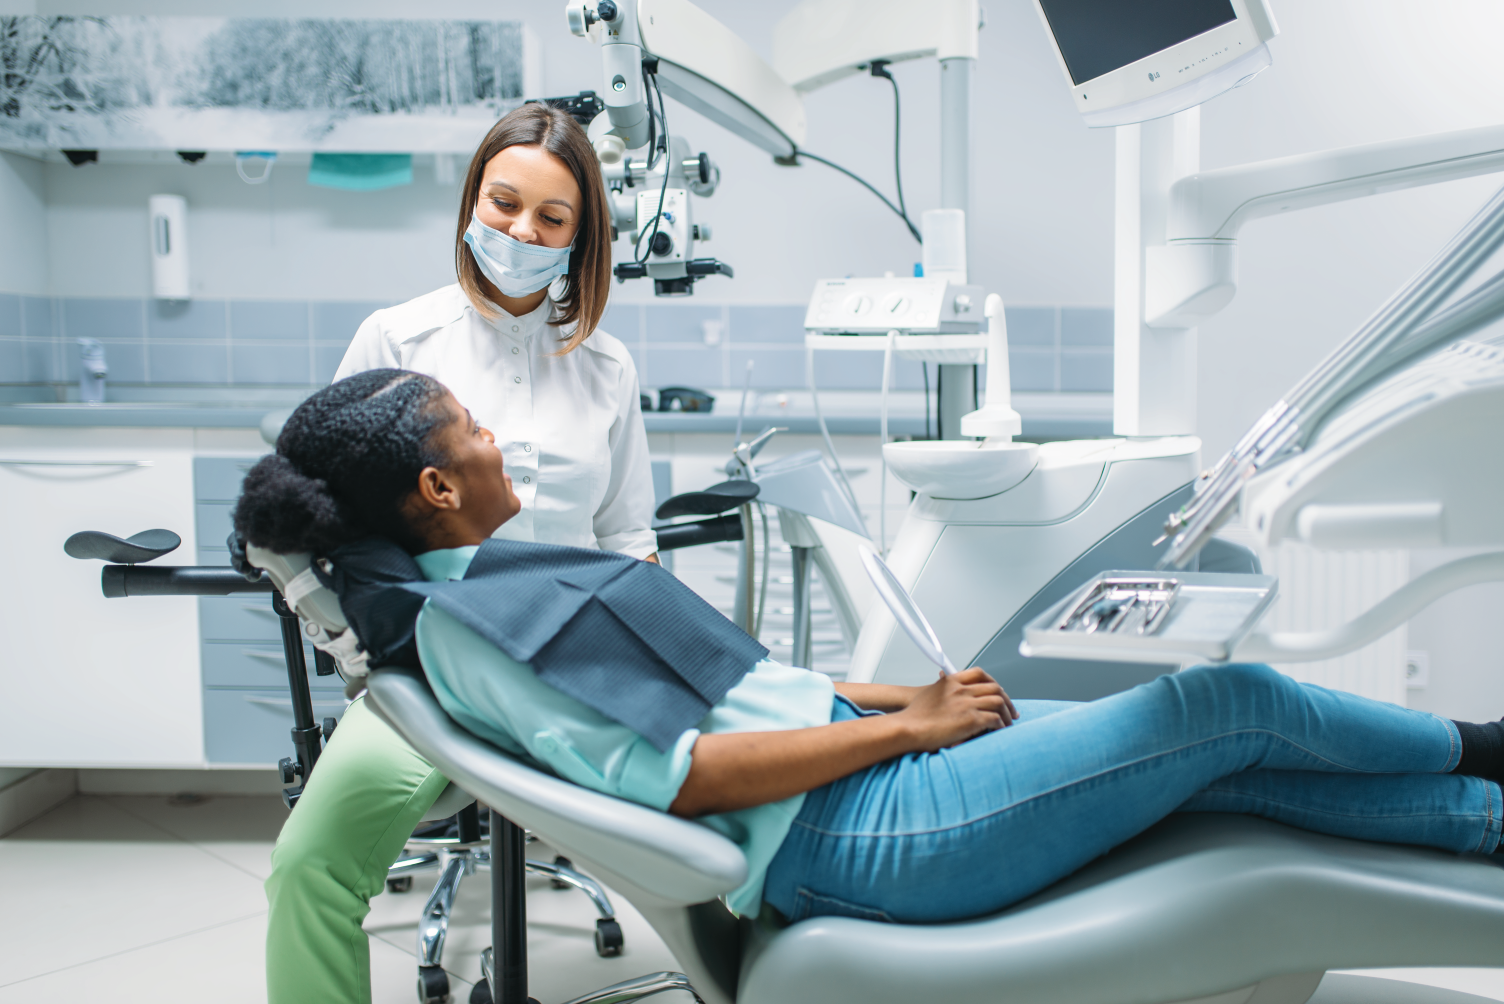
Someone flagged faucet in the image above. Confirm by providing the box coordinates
[78,339,107,404]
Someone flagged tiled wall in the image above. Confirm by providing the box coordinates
[596,302,1112,394]
[0,294,384,387]
[0,293,1112,393]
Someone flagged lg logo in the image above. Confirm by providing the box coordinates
[1148,71,1161,81]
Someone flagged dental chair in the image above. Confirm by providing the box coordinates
[78,526,1504,1004]
[364,663,1504,1004]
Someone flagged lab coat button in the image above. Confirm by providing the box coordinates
[522,476,531,484]
[523,444,531,452]
[511,324,520,333]
[514,376,522,384]
[512,347,520,355]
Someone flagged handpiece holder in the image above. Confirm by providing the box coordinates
[960,293,1024,439]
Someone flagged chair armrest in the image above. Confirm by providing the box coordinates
[366,668,748,905]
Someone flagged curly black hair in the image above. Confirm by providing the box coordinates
[232,369,452,555]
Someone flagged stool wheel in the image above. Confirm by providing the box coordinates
[594,917,624,957]
[550,854,574,889]
[418,965,449,1004]
[387,875,413,893]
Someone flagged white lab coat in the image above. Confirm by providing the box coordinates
[334,284,657,558]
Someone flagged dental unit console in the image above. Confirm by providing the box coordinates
[1022,180,1504,673]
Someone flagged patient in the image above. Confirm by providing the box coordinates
[237,369,1504,926]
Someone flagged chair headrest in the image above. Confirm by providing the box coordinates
[246,544,369,697]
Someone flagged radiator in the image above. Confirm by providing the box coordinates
[1257,541,1410,706]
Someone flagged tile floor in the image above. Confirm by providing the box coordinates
[2,793,1502,1004]
[0,793,692,1004]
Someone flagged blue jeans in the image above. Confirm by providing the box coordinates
[761,664,1502,924]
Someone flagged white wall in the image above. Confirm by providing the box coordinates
[0,153,47,295]
[2,0,1115,305]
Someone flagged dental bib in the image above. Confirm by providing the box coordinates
[320,536,766,751]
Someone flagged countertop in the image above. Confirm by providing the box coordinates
[0,389,1114,441]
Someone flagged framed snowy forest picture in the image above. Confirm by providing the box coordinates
[0,16,539,152]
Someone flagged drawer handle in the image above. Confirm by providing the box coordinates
[242,649,291,664]
[0,459,153,467]
[243,696,347,712]
[239,604,279,618]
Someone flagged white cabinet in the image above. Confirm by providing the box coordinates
[0,427,202,767]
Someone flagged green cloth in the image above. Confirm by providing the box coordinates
[307,153,413,191]
[264,697,449,1004]
[412,546,835,916]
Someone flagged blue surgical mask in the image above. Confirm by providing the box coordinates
[463,215,573,298]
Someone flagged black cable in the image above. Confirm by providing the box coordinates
[634,68,673,266]
[868,61,911,236]
[641,61,659,170]
[792,150,921,242]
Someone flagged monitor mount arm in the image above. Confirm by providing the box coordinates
[1145,122,1504,330]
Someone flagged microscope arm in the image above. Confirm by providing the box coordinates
[771,0,979,93]
[1146,122,1504,329]
[569,0,805,157]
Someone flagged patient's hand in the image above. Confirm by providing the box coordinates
[669,670,1017,818]
[895,668,1017,752]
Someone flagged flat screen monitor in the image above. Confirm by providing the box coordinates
[1033,0,1278,128]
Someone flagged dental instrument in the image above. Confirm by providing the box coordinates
[1159,181,1504,568]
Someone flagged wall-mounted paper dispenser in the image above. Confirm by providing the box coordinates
[148,194,190,300]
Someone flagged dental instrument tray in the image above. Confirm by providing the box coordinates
[1020,570,1278,665]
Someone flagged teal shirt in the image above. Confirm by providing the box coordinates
[412,546,835,916]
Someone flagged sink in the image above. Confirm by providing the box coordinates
[883,440,1039,500]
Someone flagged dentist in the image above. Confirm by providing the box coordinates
[264,102,657,1004]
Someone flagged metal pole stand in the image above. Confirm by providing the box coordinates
[479,813,539,1004]
[274,590,324,809]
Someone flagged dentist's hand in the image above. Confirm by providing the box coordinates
[895,668,1017,752]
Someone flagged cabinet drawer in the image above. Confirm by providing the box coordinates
[197,501,234,555]
[199,595,284,641]
[194,456,258,502]
[204,688,348,765]
[202,641,344,691]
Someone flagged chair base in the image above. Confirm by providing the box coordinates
[390,805,626,1002]
[476,951,702,1004]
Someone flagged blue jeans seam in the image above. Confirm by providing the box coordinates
[1194,783,1498,824]
[793,729,1430,840]
[1479,778,1497,854]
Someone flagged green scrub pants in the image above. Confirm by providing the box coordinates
[265,697,450,1004]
